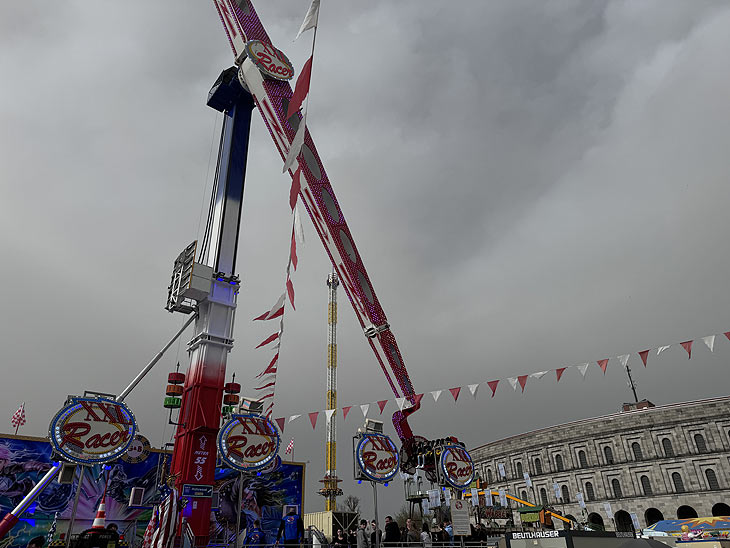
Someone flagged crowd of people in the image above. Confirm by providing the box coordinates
[332,517,459,548]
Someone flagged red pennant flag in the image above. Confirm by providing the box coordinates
[487,380,499,397]
[309,411,319,429]
[274,417,285,433]
[680,340,693,359]
[638,350,650,367]
[253,306,284,321]
[449,387,461,402]
[413,394,424,406]
[342,406,352,420]
[290,231,298,271]
[556,368,566,382]
[724,332,730,341]
[597,359,609,374]
[257,353,279,378]
[256,332,280,349]
[255,381,276,391]
[289,167,301,211]
[287,56,313,119]
[377,400,388,414]
[517,375,528,393]
[286,277,295,309]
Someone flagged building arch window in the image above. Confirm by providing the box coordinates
[641,475,653,496]
[672,472,685,493]
[611,478,623,499]
[578,450,588,468]
[632,442,643,460]
[534,458,542,475]
[487,468,493,484]
[604,446,614,464]
[520,489,527,501]
[705,468,720,490]
[561,485,570,502]
[516,461,523,477]
[585,481,595,501]
[662,438,675,457]
[695,433,708,454]
[555,454,564,472]
[540,488,548,506]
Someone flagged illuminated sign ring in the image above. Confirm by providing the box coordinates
[49,396,137,465]
[355,433,400,483]
[217,413,281,471]
[244,40,294,81]
[439,444,475,489]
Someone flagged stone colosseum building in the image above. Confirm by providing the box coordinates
[470,396,730,531]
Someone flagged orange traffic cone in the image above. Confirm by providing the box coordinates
[91,501,106,530]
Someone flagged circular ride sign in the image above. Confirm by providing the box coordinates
[121,434,151,464]
[49,396,137,465]
[218,414,281,471]
[439,444,475,489]
[355,433,400,483]
[245,40,294,81]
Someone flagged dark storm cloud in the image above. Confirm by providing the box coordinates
[1,0,729,517]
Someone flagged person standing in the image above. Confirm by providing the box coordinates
[277,509,304,546]
[356,520,370,548]
[420,523,432,548]
[405,519,420,547]
[370,521,381,548]
[442,520,454,547]
[245,520,265,547]
[383,516,399,547]
[333,529,348,548]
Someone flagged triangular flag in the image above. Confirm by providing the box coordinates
[517,375,528,393]
[657,345,671,355]
[286,57,313,120]
[431,390,442,402]
[254,381,276,391]
[294,0,320,41]
[294,205,305,244]
[377,400,388,414]
[256,332,280,349]
[468,384,479,398]
[308,411,319,429]
[449,387,461,402]
[638,350,650,367]
[290,230,298,271]
[289,414,301,423]
[324,409,336,421]
[286,277,295,309]
[530,371,548,380]
[283,113,307,173]
[274,417,285,433]
[487,380,499,397]
[507,377,518,391]
[597,359,609,374]
[702,335,716,352]
[257,353,279,378]
[360,404,370,417]
[395,397,407,411]
[680,340,693,359]
[577,363,589,377]
[618,354,630,367]
[555,368,566,382]
[414,394,424,406]
[724,332,730,341]
[342,406,352,420]
[253,293,286,320]
[289,167,302,211]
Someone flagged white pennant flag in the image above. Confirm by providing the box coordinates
[507,377,518,391]
[294,0,320,41]
[618,354,630,367]
[468,384,479,398]
[395,397,407,411]
[289,414,301,423]
[324,409,336,421]
[498,462,506,478]
[703,335,716,352]
[530,371,548,380]
[657,345,671,355]
[471,488,479,506]
[431,390,442,403]
[283,114,307,173]
[360,403,370,417]
[294,205,305,244]
[577,363,590,378]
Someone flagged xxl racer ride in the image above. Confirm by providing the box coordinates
[210,1,424,446]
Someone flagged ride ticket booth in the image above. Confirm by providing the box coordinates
[498,530,640,548]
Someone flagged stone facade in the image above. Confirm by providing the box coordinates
[470,396,730,530]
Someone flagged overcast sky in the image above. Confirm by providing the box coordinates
[2,0,730,518]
